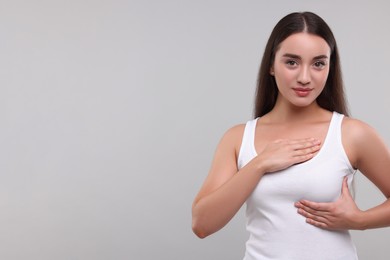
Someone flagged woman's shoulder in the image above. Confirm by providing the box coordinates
[342,116,382,158]
[342,115,390,178]
[223,117,259,138]
[342,116,383,166]
[221,123,246,143]
[342,116,377,138]
[218,122,249,156]
[342,116,382,147]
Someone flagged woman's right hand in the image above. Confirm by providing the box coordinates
[254,138,321,173]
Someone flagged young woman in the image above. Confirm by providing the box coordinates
[192,12,390,259]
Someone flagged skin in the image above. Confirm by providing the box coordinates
[192,32,390,239]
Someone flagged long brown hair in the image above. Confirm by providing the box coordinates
[254,12,349,118]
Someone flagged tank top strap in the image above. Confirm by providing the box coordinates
[332,112,345,146]
[324,112,344,150]
[237,118,258,169]
[322,112,355,173]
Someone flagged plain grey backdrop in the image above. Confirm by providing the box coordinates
[1,0,389,259]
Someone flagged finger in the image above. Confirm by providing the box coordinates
[341,176,350,195]
[290,144,321,158]
[297,207,329,222]
[290,139,321,149]
[296,200,331,213]
[279,138,319,147]
[306,218,329,229]
[293,145,321,157]
[274,138,314,144]
[296,208,331,229]
[291,153,316,164]
[290,145,321,164]
[277,138,313,143]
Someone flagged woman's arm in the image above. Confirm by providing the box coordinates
[295,118,390,230]
[348,119,390,229]
[192,125,321,238]
[192,124,261,238]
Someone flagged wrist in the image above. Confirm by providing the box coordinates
[252,156,268,176]
[250,156,266,176]
[354,210,368,230]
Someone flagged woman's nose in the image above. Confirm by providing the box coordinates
[297,67,311,85]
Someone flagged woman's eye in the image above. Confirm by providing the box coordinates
[313,61,326,68]
[286,60,298,66]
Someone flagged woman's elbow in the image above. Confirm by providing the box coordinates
[191,201,214,238]
[192,218,210,239]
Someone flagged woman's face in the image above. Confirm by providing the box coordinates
[271,32,331,108]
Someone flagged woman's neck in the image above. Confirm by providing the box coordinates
[264,102,330,124]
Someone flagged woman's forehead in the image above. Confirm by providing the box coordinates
[276,33,331,58]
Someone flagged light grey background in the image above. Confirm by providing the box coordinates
[1,0,389,259]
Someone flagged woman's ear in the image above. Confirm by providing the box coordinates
[270,67,274,76]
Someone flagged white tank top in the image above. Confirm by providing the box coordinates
[238,112,358,260]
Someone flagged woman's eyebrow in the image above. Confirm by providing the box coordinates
[282,53,329,60]
[282,53,301,59]
[313,55,329,60]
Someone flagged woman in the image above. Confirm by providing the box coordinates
[191,12,390,259]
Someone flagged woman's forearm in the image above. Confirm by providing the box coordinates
[358,198,390,230]
[192,161,265,238]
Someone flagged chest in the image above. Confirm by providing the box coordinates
[249,154,352,206]
[254,122,329,155]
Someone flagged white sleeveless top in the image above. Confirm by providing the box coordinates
[238,112,358,260]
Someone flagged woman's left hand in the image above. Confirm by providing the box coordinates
[295,176,364,230]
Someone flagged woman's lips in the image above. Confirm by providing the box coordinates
[293,88,312,97]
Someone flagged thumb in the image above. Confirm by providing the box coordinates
[341,176,351,197]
